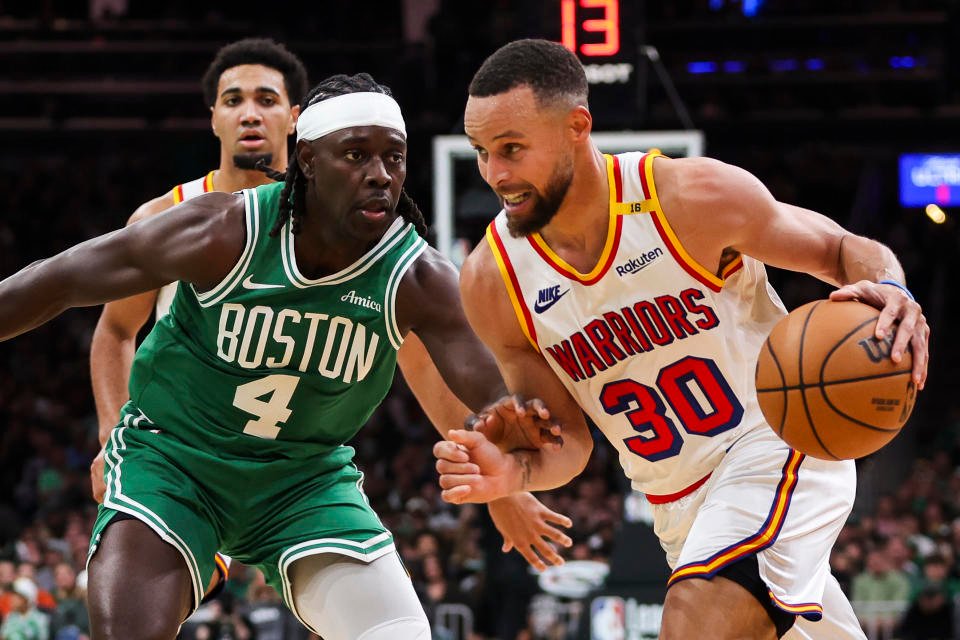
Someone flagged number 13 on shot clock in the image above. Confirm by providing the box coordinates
[558,0,638,127]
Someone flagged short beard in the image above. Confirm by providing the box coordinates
[233,152,273,171]
[506,155,574,238]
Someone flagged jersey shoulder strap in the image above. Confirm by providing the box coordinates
[171,171,215,204]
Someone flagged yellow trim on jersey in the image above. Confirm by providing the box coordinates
[643,154,727,289]
[203,171,215,192]
[767,591,823,618]
[668,450,803,585]
[720,254,744,278]
[485,225,540,353]
[527,155,620,281]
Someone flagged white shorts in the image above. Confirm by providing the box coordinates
[651,425,855,621]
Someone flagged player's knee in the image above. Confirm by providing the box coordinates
[662,578,778,640]
[661,580,705,636]
[356,614,431,640]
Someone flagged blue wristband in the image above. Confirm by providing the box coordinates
[878,279,915,301]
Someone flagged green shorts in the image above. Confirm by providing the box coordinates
[89,425,394,610]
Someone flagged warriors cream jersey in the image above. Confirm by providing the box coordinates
[155,171,216,317]
[486,152,788,498]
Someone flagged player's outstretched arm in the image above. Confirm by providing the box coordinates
[90,194,174,444]
[0,191,245,343]
[396,247,560,450]
[397,332,571,567]
[435,241,594,502]
[656,155,929,388]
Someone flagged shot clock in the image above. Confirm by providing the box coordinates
[557,0,640,127]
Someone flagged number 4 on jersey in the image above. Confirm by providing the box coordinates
[233,374,300,439]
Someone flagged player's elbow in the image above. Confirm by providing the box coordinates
[92,308,140,344]
[560,431,593,483]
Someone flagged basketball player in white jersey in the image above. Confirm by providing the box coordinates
[88,38,572,600]
[435,40,929,639]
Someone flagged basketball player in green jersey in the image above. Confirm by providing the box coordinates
[90,38,308,475]
[87,38,307,604]
[87,40,572,585]
[0,72,563,639]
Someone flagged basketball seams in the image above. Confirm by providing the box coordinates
[817,316,880,385]
[817,379,909,433]
[761,337,788,436]
[796,302,841,460]
[757,299,913,460]
[817,313,909,435]
[756,368,913,393]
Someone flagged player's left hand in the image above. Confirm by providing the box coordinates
[830,279,929,389]
[435,429,521,504]
[468,394,563,452]
[488,492,572,571]
[90,447,107,504]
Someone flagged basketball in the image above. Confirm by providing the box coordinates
[755,300,916,460]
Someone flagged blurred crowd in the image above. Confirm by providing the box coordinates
[2,1,960,639]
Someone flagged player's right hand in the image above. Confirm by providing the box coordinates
[90,447,107,504]
[489,492,572,571]
[467,394,563,452]
[830,279,929,389]
[435,429,520,504]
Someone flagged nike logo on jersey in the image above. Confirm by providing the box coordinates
[241,275,285,290]
[534,285,570,314]
[615,248,664,277]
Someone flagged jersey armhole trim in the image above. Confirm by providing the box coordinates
[640,153,734,292]
[384,230,428,350]
[192,188,259,306]
[486,222,540,352]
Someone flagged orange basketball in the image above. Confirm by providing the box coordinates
[755,300,916,460]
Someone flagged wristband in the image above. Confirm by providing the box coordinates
[878,279,915,301]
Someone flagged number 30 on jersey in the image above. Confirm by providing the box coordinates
[599,356,743,462]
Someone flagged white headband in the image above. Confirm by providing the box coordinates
[295,92,406,141]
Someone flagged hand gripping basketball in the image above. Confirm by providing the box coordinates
[755,300,917,460]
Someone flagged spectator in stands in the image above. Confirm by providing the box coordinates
[896,585,955,640]
[13,566,54,613]
[872,495,901,539]
[912,554,960,600]
[0,577,49,640]
[0,561,16,618]
[852,549,912,637]
[48,563,87,640]
[236,569,308,640]
[830,549,856,597]
[884,535,921,583]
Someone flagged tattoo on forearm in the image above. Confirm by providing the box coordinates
[516,451,532,489]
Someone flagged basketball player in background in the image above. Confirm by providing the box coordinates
[88,38,573,597]
[88,36,308,602]
[434,40,929,639]
[0,73,563,639]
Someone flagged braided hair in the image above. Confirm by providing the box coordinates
[263,73,428,238]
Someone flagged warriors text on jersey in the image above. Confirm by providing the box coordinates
[487,152,788,498]
[125,181,427,469]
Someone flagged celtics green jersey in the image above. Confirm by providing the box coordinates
[124,181,427,467]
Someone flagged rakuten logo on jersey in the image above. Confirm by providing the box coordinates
[615,247,664,277]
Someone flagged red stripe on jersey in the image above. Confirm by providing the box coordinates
[489,222,539,347]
